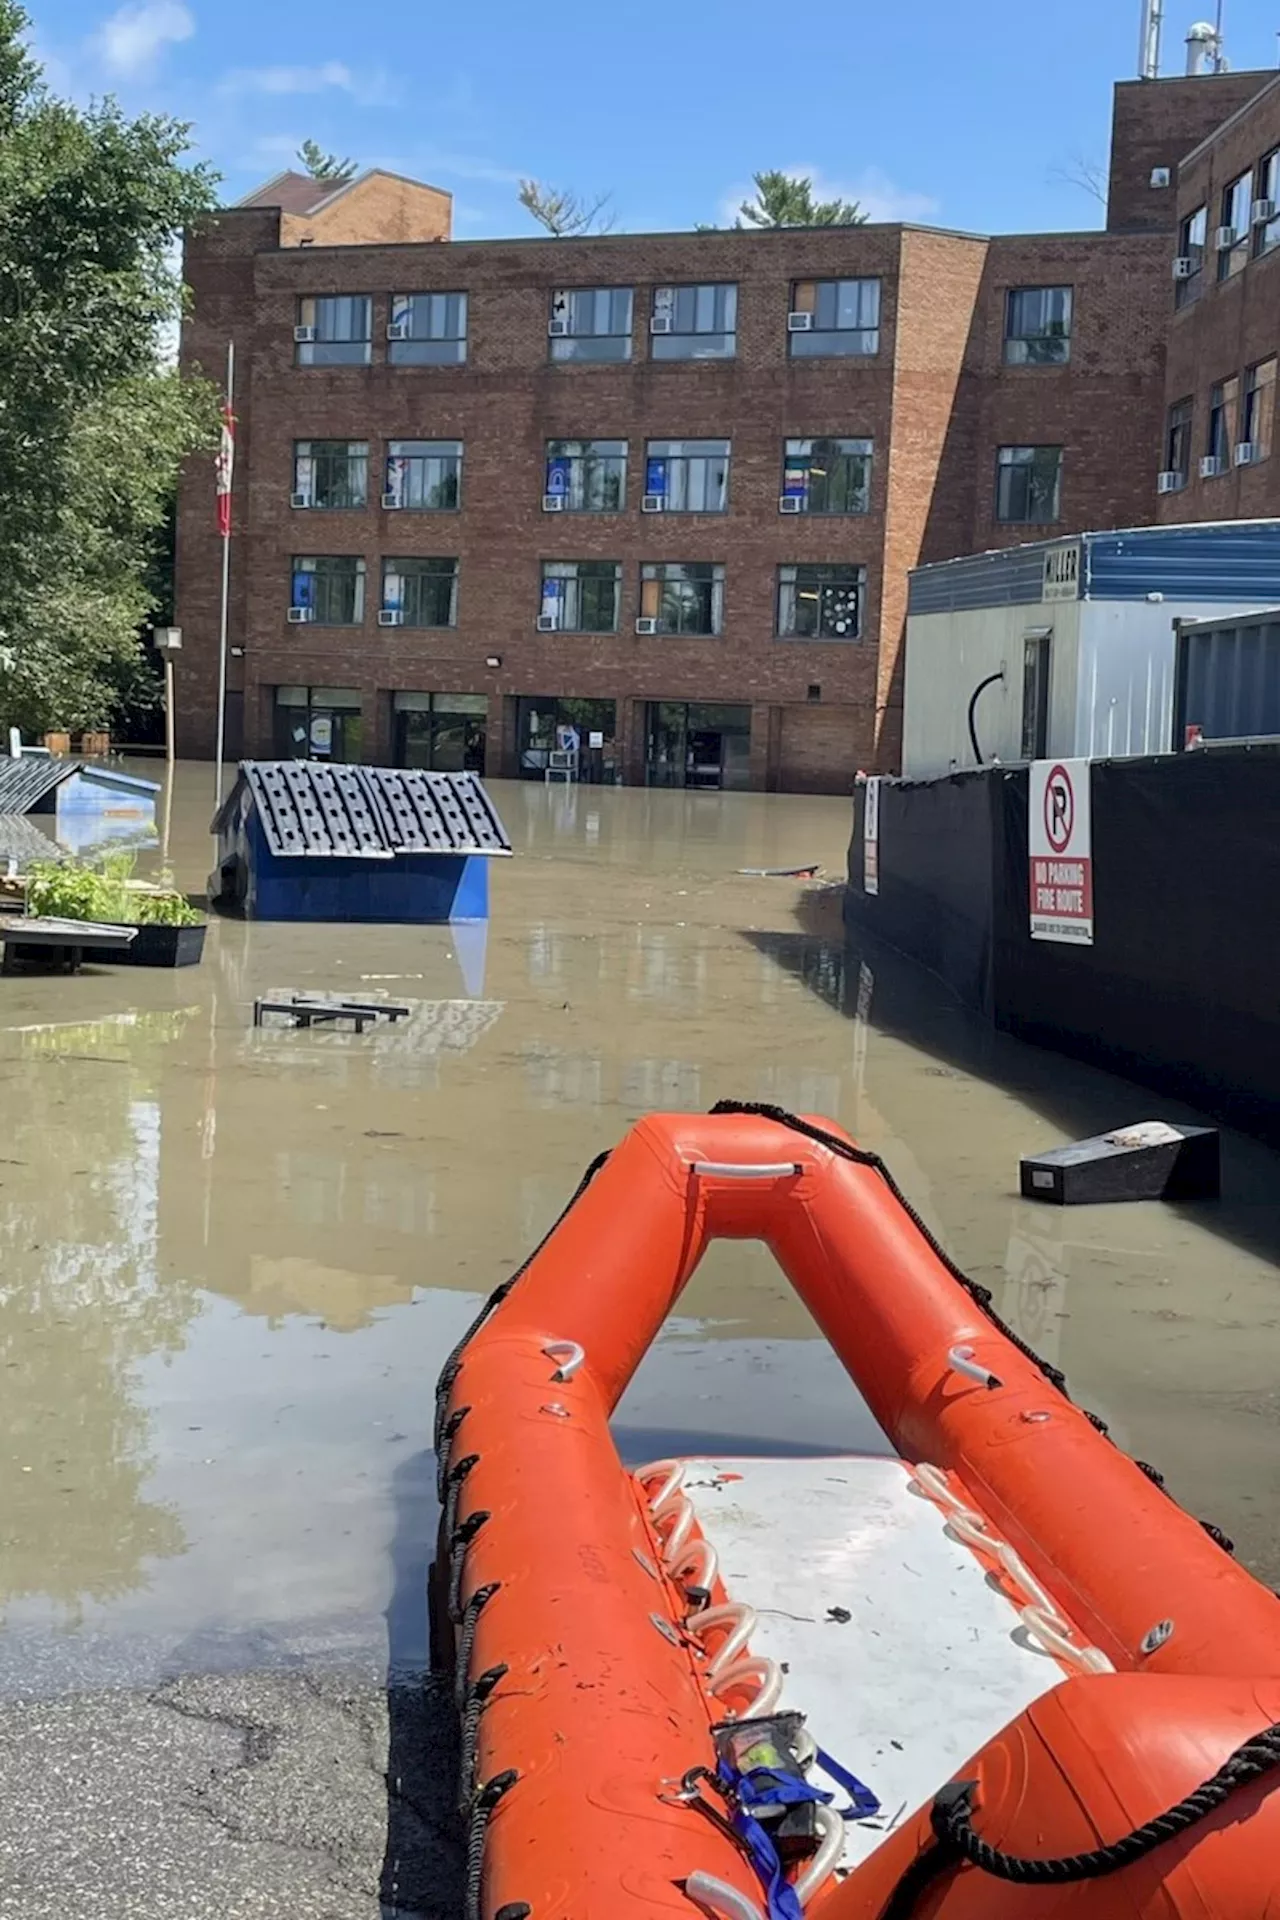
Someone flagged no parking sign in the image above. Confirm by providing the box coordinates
[1029,758,1093,945]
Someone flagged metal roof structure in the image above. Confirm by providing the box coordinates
[909,519,1280,617]
[0,815,64,869]
[214,761,511,859]
[0,758,79,815]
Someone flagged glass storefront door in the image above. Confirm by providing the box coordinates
[516,698,618,783]
[644,702,751,789]
[393,693,487,772]
[274,686,363,763]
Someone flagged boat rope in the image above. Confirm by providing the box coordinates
[463,1768,519,1920]
[878,1723,1280,1916]
[709,1101,1236,1559]
[448,1510,491,1623]
[454,1582,499,1711]
[458,1664,510,1815]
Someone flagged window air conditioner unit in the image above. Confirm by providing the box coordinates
[1198,454,1223,478]
[378,609,405,627]
[287,606,314,623]
[381,491,402,510]
[635,616,659,635]
[1156,470,1183,493]
[1149,166,1172,188]
[542,494,566,512]
[641,493,665,513]
[1214,225,1237,250]
[649,314,673,334]
[290,491,312,510]
[548,317,570,337]
[387,321,411,341]
[1254,198,1277,225]
[536,614,559,632]
[1235,441,1257,466]
[293,324,317,342]
[1171,256,1196,279]
[779,495,803,514]
[787,311,814,331]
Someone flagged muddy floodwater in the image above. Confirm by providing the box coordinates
[2,763,1279,1699]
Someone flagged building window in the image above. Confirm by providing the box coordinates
[388,292,467,365]
[995,446,1062,524]
[1175,205,1206,309]
[1164,397,1193,487]
[788,279,880,357]
[393,692,486,773]
[1206,376,1239,470]
[544,439,626,511]
[539,561,621,633]
[518,698,618,783]
[295,295,372,366]
[638,562,725,636]
[290,556,366,625]
[1217,171,1252,280]
[292,440,368,510]
[274,686,363,761]
[1004,286,1072,365]
[549,287,633,362]
[384,440,462,510]
[650,283,737,359]
[777,564,865,641]
[643,439,730,513]
[1243,358,1276,461]
[1255,150,1280,257]
[781,437,872,514]
[382,557,458,628]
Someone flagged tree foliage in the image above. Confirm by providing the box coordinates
[0,1,220,734]
[706,170,868,230]
[517,178,615,237]
[297,138,356,183]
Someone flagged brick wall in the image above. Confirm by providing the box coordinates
[1159,76,1280,523]
[1106,74,1274,234]
[280,174,452,249]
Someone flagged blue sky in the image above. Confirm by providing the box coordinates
[28,0,1280,239]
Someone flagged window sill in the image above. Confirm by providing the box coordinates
[776,634,864,644]
[779,507,871,518]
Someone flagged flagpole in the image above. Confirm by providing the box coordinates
[214,339,235,810]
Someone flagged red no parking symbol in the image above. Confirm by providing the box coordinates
[1043,763,1074,854]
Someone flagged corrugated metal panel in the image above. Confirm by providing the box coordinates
[0,815,64,866]
[908,543,1052,615]
[237,761,511,858]
[0,758,77,814]
[1177,607,1280,741]
[1082,522,1280,603]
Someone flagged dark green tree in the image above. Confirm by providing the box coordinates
[297,138,356,183]
[0,2,220,735]
[704,170,868,231]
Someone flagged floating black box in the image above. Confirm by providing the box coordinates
[1020,1122,1220,1205]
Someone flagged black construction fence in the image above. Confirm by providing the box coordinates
[845,746,1280,1142]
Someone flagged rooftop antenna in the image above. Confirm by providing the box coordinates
[1139,0,1164,77]
[1185,16,1226,70]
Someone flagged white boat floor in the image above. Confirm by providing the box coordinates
[683,1455,1068,1870]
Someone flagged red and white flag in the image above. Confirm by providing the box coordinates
[215,399,235,537]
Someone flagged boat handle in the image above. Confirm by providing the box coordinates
[669,1536,720,1600]
[653,1490,696,1562]
[1020,1605,1113,1674]
[543,1339,584,1382]
[708,1657,783,1719]
[947,1344,1003,1389]
[684,1872,765,1920]
[689,1161,803,1179]
[689,1603,759,1680]
[635,1459,684,1510]
[794,1805,846,1905]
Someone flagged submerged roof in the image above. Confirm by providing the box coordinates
[213,761,511,859]
[0,757,78,813]
[0,814,64,866]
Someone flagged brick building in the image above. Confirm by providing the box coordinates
[175,71,1278,791]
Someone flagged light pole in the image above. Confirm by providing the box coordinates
[152,627,182,865]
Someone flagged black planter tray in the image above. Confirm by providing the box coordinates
[98,922,207,968]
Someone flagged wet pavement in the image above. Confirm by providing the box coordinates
[2,763,1279,1916]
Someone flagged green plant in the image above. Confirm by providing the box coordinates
[25,852,201,926]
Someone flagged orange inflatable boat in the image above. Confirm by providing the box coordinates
[431,1104,1280,1920]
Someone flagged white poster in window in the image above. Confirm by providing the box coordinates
[310,714,333,755]
[1029,758,1093,944]
[588,730,604,749]
[863,777,881,896]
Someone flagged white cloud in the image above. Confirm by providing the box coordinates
[717,165,940,228]
[218,61,395,107]
[92,0,194,79]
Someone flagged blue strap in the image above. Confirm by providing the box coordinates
[727,1801,805,1920]
[813,1744,881,1820]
